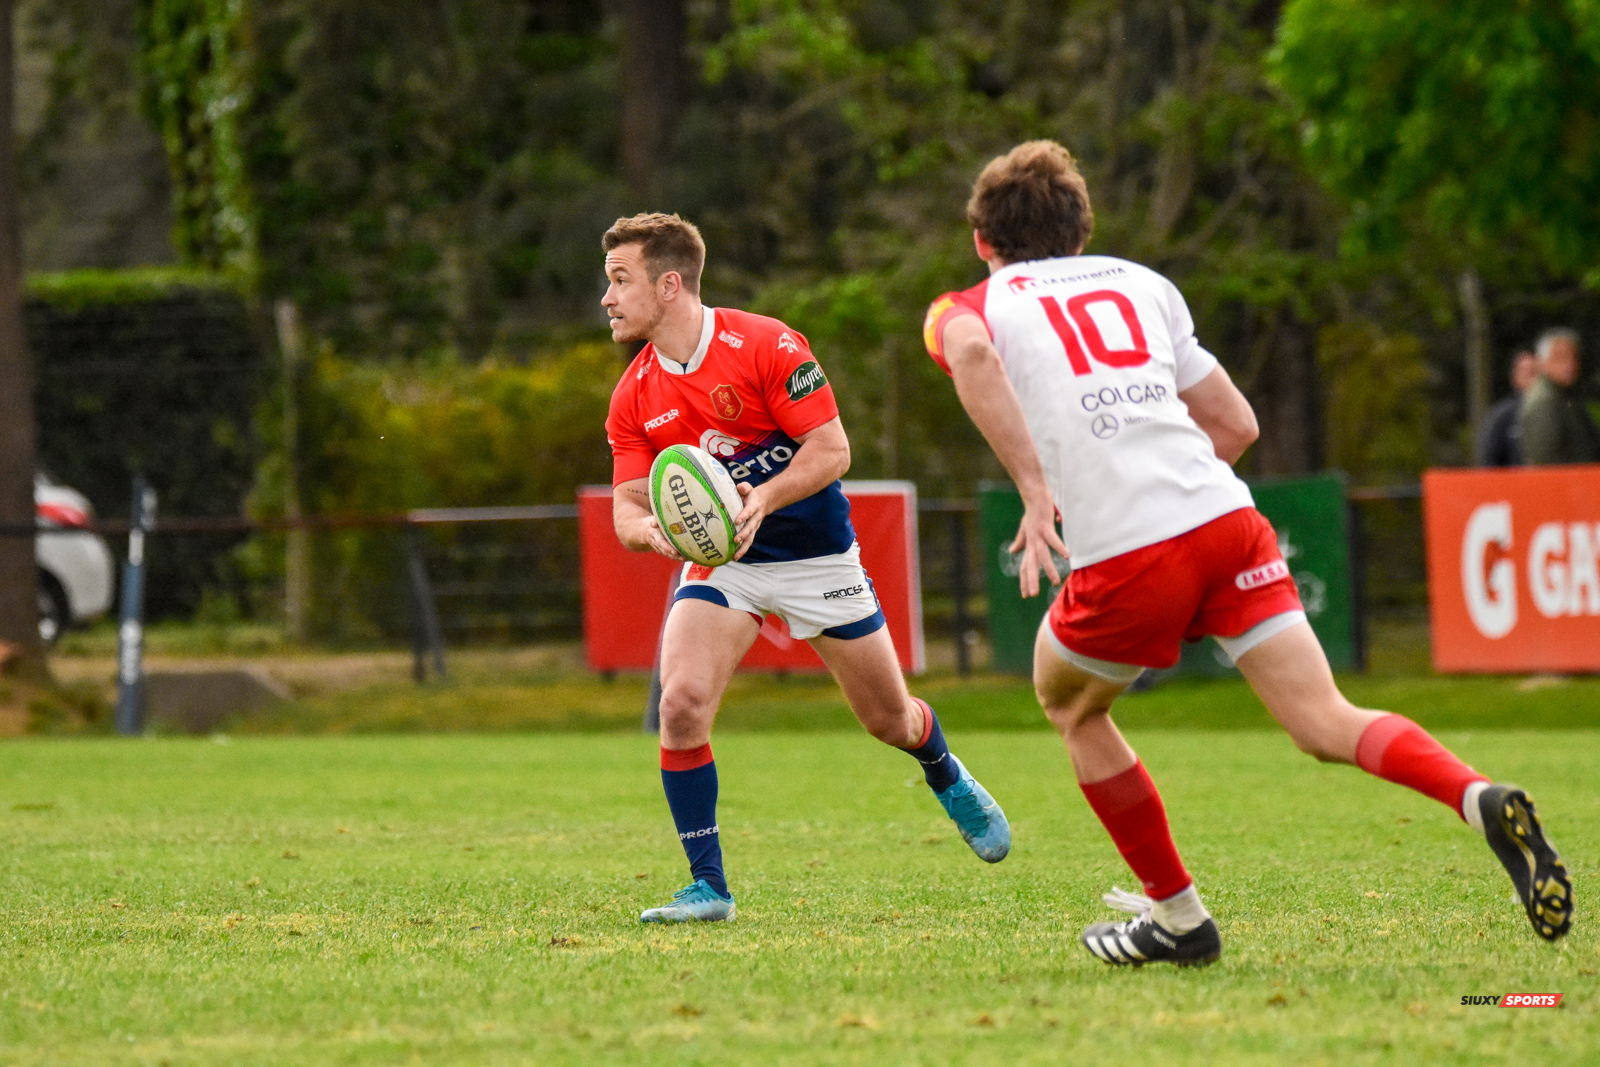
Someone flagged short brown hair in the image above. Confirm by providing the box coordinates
[602,213,706,295]
[966,141,1093,264]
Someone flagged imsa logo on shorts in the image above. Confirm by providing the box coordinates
[1234,560,1289,591]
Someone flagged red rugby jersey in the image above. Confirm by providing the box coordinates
[606,306,854,563]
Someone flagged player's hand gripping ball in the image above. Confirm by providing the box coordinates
[649,444,745,566]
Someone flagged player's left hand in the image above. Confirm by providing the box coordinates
[731,482,769,561]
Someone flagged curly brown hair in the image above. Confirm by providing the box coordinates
[602,213,706,295]
[966,141,1094,265]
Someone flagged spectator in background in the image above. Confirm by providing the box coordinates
[1474,350,1538,466]
[1522,328,1600,465]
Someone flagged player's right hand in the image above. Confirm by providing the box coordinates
[1009,499,1070,599]
[641,516,686,562]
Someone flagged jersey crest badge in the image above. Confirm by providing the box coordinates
[777,332,800,353]
[710,383,743,421]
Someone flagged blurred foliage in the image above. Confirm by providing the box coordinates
[98,0,1600,524]
[242,341,621,640]
[137,0,257,278]
[25,265,233,307]
[1318,321,1430,482]
[237,0,620,360]
[1272,0,1600,282]
[253,342,622,517]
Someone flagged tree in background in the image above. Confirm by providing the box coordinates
[0,0,47,679]
[695,0,1345,477]
[1271,0,1600,428]
[117,0,1600,506]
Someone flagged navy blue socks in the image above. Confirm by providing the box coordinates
[902,698,960,793]
[660,743,729,898]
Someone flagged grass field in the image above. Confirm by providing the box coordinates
[3,729,1595,1065]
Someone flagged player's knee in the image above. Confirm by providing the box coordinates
[1041,695,1111,736]
[1283,699,1364,763]
[1290,732,1343,763]
[658,683,715,726]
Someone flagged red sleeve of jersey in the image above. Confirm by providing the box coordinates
[922,281,989,376]
[754,321,839,440]
[605,358,655,486]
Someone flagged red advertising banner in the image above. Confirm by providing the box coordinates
[1424,465,1600,673]
[579,481,925,674]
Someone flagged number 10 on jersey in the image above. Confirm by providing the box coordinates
[1038,289,1151,374]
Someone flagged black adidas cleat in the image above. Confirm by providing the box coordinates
[1480,784,1572,941]
[1079,888,1222,967]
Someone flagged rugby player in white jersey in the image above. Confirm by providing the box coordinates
[923,142,1572,965]
[603,213,1010,924]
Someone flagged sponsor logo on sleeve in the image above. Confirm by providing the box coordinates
[710,383,743,420]
[777,331,800,353]
[785,360,827,401]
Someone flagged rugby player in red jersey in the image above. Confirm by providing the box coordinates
[602,212,1010,924]
[924,142,1572,964]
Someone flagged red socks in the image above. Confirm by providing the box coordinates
[1355,714,1487,820]
[1080,761,1192,901]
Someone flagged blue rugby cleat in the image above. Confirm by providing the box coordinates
[936,755,1011,863]
[640,879,736,924]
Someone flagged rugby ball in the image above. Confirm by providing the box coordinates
[649,444,745,566]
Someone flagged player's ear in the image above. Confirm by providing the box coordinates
[658,270,682,301]
[973,229,998,264]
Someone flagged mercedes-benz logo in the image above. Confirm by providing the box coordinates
[1091,413,1119,439]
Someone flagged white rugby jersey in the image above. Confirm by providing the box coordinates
[924,254,1253,567]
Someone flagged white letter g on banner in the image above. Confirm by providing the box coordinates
[1462,502,1516,639]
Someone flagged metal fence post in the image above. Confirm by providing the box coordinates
[405,524,447,682]
[114,477,156,735]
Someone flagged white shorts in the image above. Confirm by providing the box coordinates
[673,542,885,641]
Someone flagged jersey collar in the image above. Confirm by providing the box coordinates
[654,306,716,376]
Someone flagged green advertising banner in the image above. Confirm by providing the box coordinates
[980,472,1355,676]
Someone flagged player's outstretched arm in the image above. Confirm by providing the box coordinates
[730,417,851,560]
[612,478,686,560]
[1178,365,1259,465]
[942,315,1069,598]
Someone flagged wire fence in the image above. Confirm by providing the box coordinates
[5,487,1431,680]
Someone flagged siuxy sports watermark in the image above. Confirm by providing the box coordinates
[1460,994,1563,1008]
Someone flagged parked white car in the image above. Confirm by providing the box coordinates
[34,472,115,644]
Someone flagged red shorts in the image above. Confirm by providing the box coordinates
[1047,507,1302,669]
